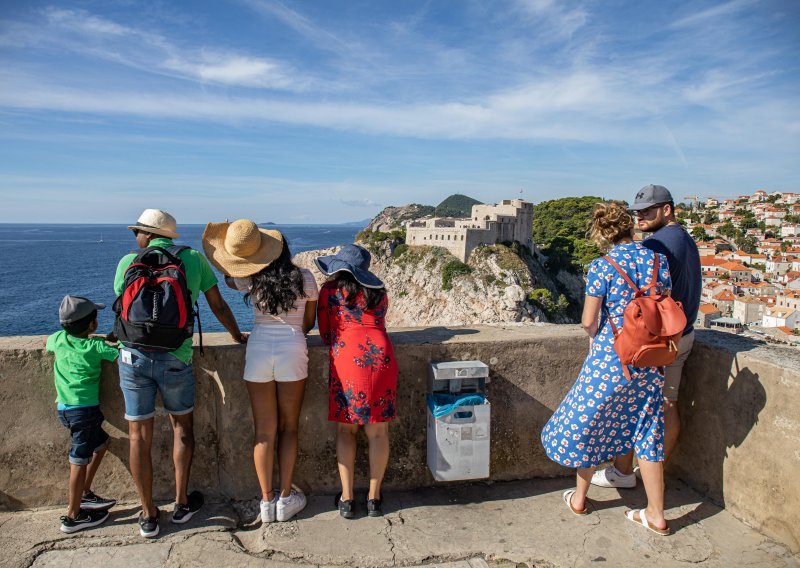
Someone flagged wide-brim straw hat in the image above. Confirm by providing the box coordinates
[202,219,283,278]
[127,208,180,239]
[314,244,384,289]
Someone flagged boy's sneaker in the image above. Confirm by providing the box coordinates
[60,509,109,534]
[81,490,116,511]
[139,508,160,538]
[276,490,307,522]
[172,490,204,524]
[590,466,636,488]
[260,495,278,523]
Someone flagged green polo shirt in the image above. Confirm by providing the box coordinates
[46,331,119,406]
[114,237,218,364]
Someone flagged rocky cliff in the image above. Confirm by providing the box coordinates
[364,204,435,233]
[294,241,581,327]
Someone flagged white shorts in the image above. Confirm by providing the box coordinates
[243,325,308,383]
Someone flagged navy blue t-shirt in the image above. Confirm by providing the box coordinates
[643,224,701,335]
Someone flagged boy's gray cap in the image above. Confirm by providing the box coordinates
[59,295,105,324]
[629,184,674,210]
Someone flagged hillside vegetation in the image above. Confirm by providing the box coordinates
[435,194,482,218]
[532,196,604,273]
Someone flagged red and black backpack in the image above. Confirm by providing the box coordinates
[113,246,200,352]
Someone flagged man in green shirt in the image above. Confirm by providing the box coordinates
[47,295,119,534]
[114,209,246,538]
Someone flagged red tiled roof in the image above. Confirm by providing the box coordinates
[714,290,736,301]
[699,304,721,314]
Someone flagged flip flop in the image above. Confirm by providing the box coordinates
[624,508,670,535]
[562,489,588,516]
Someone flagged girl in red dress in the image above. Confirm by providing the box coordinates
[315,244,397,519]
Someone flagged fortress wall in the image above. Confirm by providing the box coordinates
[0,327,797,551]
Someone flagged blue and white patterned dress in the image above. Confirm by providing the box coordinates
[541,242,672,468]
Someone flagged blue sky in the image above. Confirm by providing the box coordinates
[1,0,798,224]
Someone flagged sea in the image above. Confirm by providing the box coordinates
[0,223,364,337]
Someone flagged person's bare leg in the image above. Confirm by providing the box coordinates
[336,423,359,501]
[614,449,635,475]
[169,412,194,505]
[84,445,108,492]
[364,422,389,500]
[66,464,88,518]
[276,379,306,497]
[571,467,594,511]
[663,398,681,461]
[246,381,278,501]
[129,418,157,517]
[636,457,667,529]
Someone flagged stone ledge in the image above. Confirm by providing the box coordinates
[1,324,798,553]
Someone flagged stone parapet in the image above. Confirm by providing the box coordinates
[0,325,797,552]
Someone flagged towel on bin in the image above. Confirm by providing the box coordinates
[426,393,486,418]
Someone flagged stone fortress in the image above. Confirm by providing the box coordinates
[405,198,534,262]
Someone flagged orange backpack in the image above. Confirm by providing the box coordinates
[603,254,687,380]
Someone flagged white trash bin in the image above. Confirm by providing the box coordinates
[426,361,490,481]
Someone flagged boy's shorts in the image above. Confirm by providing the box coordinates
[57,406,110,466]
[118,347,195,421]
[663,331,695,402]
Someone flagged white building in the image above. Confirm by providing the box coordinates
[405,199,534,262]
[762,307,800,329]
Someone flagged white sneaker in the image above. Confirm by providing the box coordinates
[591,466,636,488]
[276,490,307,522]
[260,495,278,523]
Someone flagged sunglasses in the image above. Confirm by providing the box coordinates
[632,203,665,217]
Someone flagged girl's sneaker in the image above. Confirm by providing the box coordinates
[60,509,109,534]
[260,495,278,523]
[276,490,307,522]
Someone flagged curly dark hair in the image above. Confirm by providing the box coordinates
[334,272,385,310]
[245,238,306,315]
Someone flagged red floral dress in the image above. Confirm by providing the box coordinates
[317,281,398,424]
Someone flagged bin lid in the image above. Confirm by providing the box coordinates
[430,360,489,380]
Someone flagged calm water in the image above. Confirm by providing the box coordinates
[0,224,363,336]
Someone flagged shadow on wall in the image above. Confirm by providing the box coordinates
[667,333,767,531]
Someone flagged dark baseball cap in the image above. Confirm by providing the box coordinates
[629,184,674,211]
[59,295,105,324]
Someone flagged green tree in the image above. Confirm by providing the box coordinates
[703,211,719,224]
[691,226,710,241]
[532,196,605,273]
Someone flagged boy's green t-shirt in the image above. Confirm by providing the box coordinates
[45,331,119,406]
[113,237,218,364]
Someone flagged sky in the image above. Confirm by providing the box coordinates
[0,0,798,224]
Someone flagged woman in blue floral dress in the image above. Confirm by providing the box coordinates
[540,202,673,535]
[316,244,397,518]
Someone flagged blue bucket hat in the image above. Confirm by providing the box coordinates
[314,244,384,289]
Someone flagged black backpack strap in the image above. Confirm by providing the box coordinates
[194,301,204,357]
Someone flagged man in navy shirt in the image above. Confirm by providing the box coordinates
[592,184,701,488]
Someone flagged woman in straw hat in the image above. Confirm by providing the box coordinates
[203,219,318,524]
[315,244,397,519]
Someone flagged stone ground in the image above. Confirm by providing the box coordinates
[1,478,797,568]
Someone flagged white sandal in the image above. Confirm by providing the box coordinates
[624,508,670,535]
[562,489,588,516]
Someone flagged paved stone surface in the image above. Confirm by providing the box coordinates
[2,479,797,568]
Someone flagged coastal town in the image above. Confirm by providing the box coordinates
[665,189,800,346]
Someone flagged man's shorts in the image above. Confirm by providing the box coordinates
[663,331,695,402]
[118,347,195,421]
[58,405,110,466]
[244,325,308,383]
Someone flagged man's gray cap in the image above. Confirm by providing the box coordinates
[629,184,674,211]
[59,295,105,324]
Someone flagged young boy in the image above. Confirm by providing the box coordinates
[46,295,119,533]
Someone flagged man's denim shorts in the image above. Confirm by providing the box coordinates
[57,406,110,466]
[118,347,195,421]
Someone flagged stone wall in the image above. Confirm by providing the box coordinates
[668,330,800,552]
[0,326,797,552]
